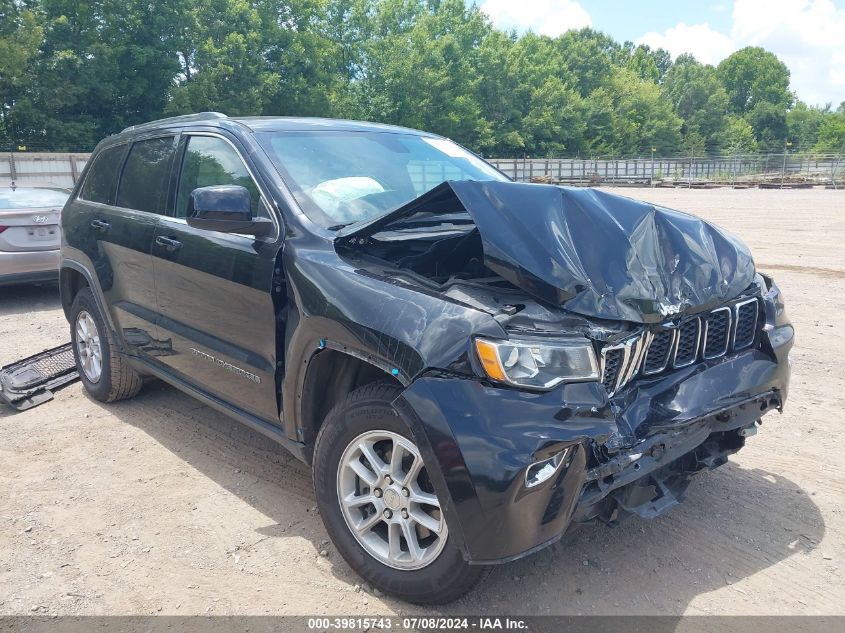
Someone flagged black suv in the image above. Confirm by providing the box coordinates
[60,113,793,604]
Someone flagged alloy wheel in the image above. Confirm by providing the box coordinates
[75,310,103,382]
[337,430,448,570]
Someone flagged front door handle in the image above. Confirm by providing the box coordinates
[155,236,182,251]
[90,219,110,233]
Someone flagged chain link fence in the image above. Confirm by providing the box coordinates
[488,153,844,188]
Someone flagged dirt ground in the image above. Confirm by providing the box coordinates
[1,188,843,617]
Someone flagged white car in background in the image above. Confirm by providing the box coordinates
[0,185,68,286]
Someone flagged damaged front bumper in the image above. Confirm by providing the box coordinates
[395,317,793,565]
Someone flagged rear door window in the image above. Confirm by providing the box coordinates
[79,145,126,204]
[116,136,177,213]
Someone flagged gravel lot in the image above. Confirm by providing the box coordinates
[1,188,843,616]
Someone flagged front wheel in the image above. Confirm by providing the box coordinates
[313,383,487,604]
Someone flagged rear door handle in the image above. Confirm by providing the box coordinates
[155,235,182,251]
[90,219,110,232]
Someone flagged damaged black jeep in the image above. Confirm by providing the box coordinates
[59,114,793,604]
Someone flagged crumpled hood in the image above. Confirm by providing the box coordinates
[338,181,756,323]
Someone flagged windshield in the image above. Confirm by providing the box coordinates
[255,131,508,227]
[0,188,69,210]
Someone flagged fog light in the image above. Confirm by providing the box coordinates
[525,447,572,488]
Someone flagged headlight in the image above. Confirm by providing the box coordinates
[474,337,599,389]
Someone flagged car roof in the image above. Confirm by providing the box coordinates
[107,113,437,145]
[228,116,437,136]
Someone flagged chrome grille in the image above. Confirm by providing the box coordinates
[673,318,700,367]
[600,333,650,395]
[601,348,624,393]
[642,329,674,375]
[702,307,732,359]
[600,296,761,395]
[733,298,758,350]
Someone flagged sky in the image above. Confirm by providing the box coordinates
[476,0,845,107]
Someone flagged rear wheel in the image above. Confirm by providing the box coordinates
[313,382,487,604]
[70,287,143,402]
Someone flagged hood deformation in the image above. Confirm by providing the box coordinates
[338,181,756,324]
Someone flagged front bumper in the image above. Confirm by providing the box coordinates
[395,319,793,564]
[0,249,60,285]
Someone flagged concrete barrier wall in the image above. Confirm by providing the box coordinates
[1,153,90,189]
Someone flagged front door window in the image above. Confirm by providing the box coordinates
[175,136,263,219]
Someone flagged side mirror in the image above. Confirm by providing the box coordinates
[186,185,273,237]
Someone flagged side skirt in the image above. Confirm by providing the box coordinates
[128,355,309,463]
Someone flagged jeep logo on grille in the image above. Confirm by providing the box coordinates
[657,302,683,317]
[32,215,49,224]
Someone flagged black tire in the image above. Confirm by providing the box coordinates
[70,287,143,403]
[313,382,488,604]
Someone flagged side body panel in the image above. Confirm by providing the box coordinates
[149,129,285,423]
[62,198,160,355]
[279,233,507,444]
[151,216,281,421]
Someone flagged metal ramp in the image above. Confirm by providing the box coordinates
[0,343,79,411]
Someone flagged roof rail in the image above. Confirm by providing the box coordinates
[120,112,228,134]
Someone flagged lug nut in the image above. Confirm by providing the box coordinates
[385,475,393,485]
[383,509,392,519]
[373,488,383,498]
[401,509,409,519]
[401,487,410,497]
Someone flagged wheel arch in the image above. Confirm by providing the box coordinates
[59,260,119,337]
[299,347,403,457]
[59,265,89,321]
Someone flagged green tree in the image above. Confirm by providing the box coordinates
[745,101,788,152]
[0,0,44,144]
[6,0,183,149]
[682,130,706,156]
[787,101,828,151]
[473,30,520,154]
[627,44,671,84]
[814,110,845,153]
[0,0,821,158]
[337,0,494,151]
[480,31,584,156]
[590,67,682,156]
[662,54,729,152]
[556,28,622,97]
[581,87,615,156]
[520,75,585,156]
[723,115,758,154]
[167,0,278,116]
[717,46,792,115]
[167,0,338,117]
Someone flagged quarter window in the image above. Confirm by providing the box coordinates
[79,145,126,204]
[116,137,177,213]
[175,136,262,219]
